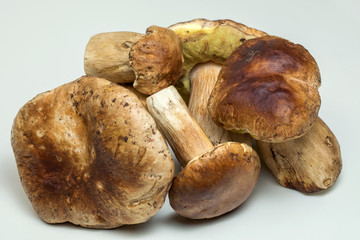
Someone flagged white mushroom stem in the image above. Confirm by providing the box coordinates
[146,86,214,166]
[256,117,342,192]
[189,62,253,146]
[84,32,143,83]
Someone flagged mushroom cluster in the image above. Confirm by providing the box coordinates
[11,18,342,228]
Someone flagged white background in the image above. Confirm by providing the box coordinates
[1,0,359,239]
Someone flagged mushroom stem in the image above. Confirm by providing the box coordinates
[146,86,214,166]
[256,117,342,193]
[147,85,261,219]
[84,32,143,83]
[189,62,252,146]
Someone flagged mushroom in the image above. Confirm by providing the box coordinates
[169,18,267,102]
[256,117,342,193]
[146,86,260,219]
[188,61,252,146]
[84,25,184,95]
[208,35,321,142]
[11,76,174,228]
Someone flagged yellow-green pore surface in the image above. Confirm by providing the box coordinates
[169,19,267,103]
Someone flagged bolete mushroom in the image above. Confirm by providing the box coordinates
[11,76,174,228]
[256,117,342,193]
[189,61,252,146]
[208,35,321,142]
[146,86,260,219]
[84,25,183,95]
[169,18,267,102]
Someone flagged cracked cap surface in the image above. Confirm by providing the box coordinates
[11,76,174,228]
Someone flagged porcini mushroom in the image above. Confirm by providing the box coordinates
[189,61,252,146]
[256,117,342,193]
[146,86,260,219]
[84,25,183,95]
[169,18,267,102]
[11,76,174,228]
[208,35,321,142]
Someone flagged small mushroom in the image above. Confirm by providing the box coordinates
[146,86,260,219]
[256,117,342,193]
[169,18,267,102]
[208,35,321,142]
[84,26,183,95]
[188,61,252,146]
[11,76,174,228]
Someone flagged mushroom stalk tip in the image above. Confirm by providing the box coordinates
[146,86,214,166]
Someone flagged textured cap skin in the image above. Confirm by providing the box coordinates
[169,142,260,219]
[130,25,184,95]
[11,76,174,228]
[120,84,148,108]
[208,35,321,142]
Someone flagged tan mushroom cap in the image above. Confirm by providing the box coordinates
[11,76,174,228]
[130,25,184,95]
[120,84,148,108]
[208,35,321,142]
[169,142,260,219]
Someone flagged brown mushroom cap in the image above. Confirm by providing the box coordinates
[169,142,260,219]
[120,84,148,108]
[84,26,183,95]
[208,35,321,142]
[130,25,184,95]
[11,76,174,228]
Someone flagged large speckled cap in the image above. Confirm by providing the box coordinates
[11,76,174,228]
[169,142,260,219]
[208,35,321,142]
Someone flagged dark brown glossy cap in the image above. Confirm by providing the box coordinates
[11,76,174,228]
[169,142,260,219]
[130,25,184,95]
[208,35,321,142]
